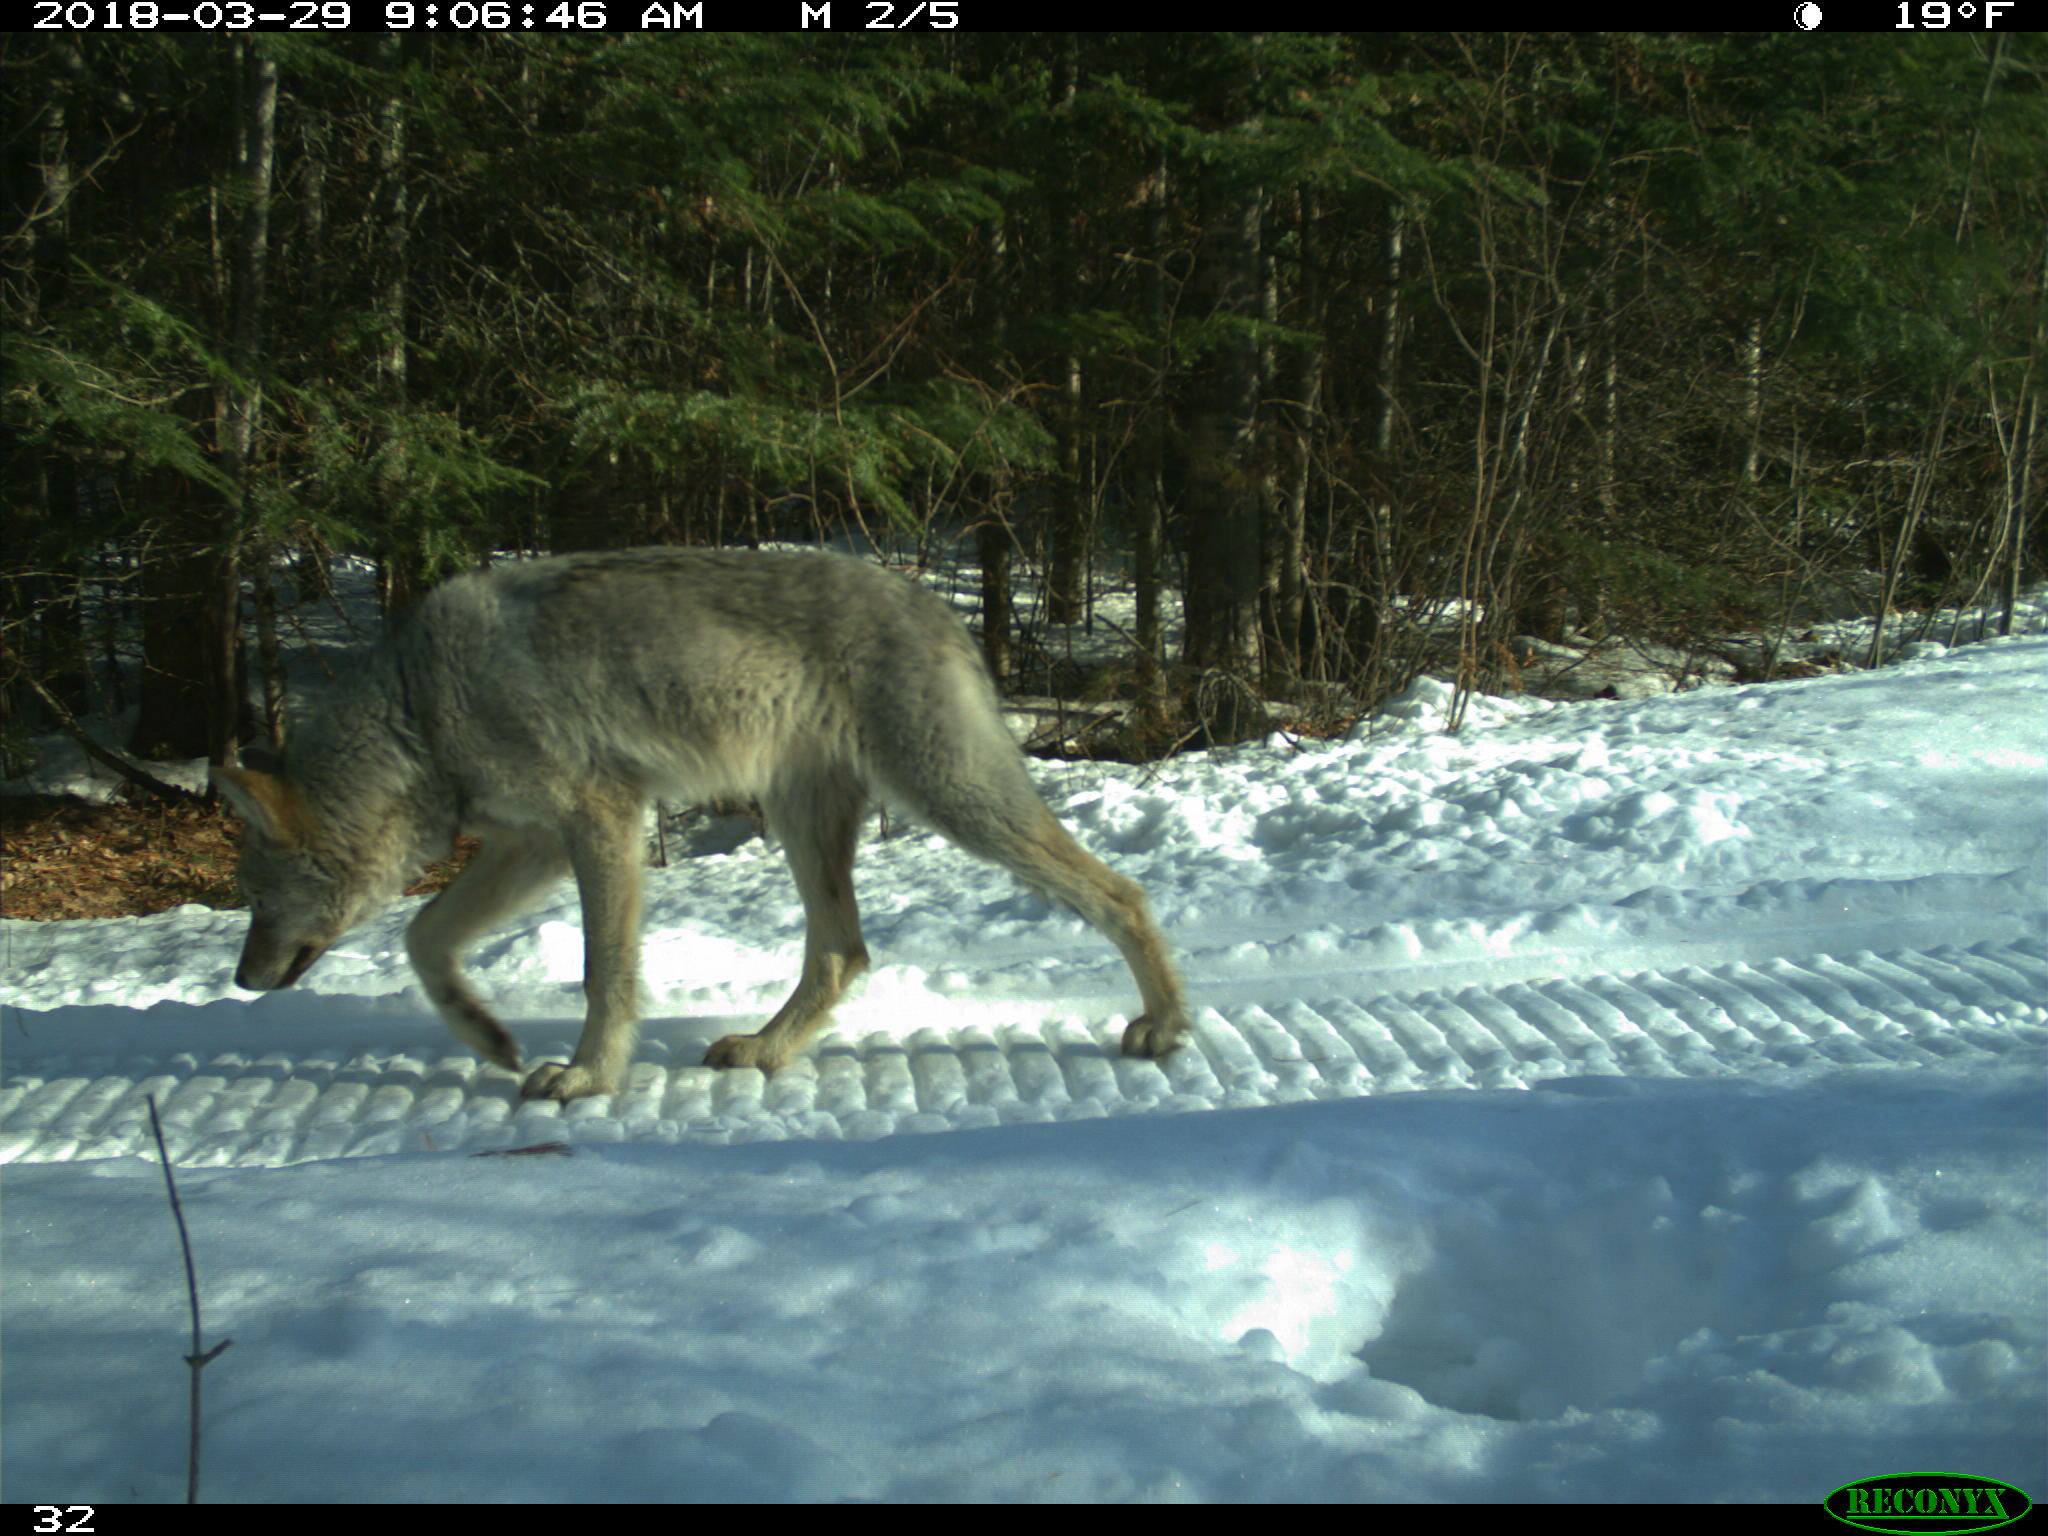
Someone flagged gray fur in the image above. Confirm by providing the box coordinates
[216,548,1190,1101]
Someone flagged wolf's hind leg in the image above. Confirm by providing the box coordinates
[705,772,869,1071]
[888,732,1189,1056]
[997,810,1189,1058]
[867,659,1189,1057]
[407,830,569,1071]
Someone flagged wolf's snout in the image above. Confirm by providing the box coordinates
[236,937,327,990]
[279,943,325,987]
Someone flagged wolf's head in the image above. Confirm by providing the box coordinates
[214,749,400,991]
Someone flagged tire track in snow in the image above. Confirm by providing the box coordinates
[3,936,2043,1168]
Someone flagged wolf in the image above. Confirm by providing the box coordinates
[214,547,1190,1101]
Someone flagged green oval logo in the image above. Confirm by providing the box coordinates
[1826,1473,2034,1535]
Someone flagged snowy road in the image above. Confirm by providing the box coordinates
[6,916,2040,1167]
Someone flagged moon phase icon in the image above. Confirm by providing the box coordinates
[1794,2,1822,26]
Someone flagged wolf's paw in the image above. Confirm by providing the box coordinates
[436,991,523,1072]
[704,1033,787,1072]
[464,1010,523,1073]
[519,1062,616,1102]
[1120,1013,1189,1059]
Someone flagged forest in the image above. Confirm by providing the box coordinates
[4,32,2043,779]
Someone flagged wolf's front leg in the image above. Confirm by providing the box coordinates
[522,793,645,1103]
[408,831,569,1073]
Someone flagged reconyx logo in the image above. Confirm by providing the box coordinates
[1826,1473,2034,1535]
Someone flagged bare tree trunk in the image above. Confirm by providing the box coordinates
[1132,146,1169,726]
[1184,171,1262,674]
[299,111,328,291]
[371,37,423,620]
[1351,207,1404,679]
[1741,316,1763,488]
[1270,189,1322,689]
[978,518,1013,685]
[132,501,223,761]
[973,214,1017,685]
[2003,384,2037,636]
[1599,271,1619,522]
[1256,194,1286,687]
[1374,213,1404,472]
[198,538,243,767]
[1045,36,1085,625]
[253,547,286,747]
[209,43,277,767]
[1048,349,1084,624]
[1999,225,2045,636]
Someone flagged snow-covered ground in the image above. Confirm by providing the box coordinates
[3,579,2044,1503]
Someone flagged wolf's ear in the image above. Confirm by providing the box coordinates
[212,762,310,847]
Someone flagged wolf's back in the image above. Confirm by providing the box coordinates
[399,548,1007,811]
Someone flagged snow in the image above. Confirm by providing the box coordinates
[3,580,2045,1503]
